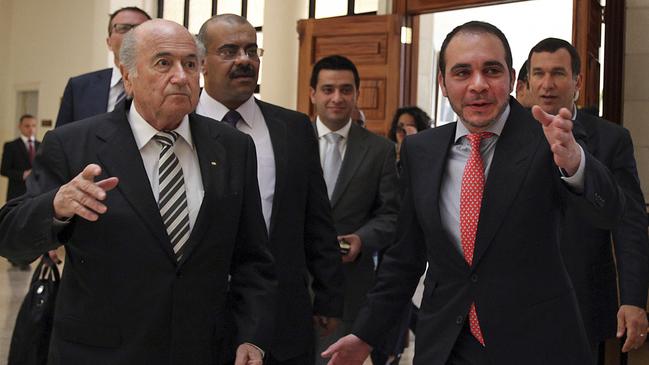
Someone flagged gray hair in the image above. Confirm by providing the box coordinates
[119,28,206,76]
[119,29,138,75]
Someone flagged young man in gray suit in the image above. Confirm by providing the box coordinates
[310,55,400,365]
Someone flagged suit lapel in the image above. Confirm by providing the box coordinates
[330,123,368,207]
[94,104,176,263]
[256,100,286,237]
[15,139,30,163]
[176,114,226,267]
[91,69,113,115]
[413,125,469,270]
[472,101,540,267]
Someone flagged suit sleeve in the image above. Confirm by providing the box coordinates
[609,129,649,308]
[0,131,69,262]
[300,117,344,317]
[562,147,626,230]
[352,140,427,346]
[355,142,400,253]
[229,135,278,350]
[0,142,25,182]
[55,79,74,128]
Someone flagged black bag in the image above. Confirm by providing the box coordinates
[8,254,60,365]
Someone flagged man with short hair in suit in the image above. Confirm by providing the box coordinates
[526,37,649,358]
[195,14,343,365]
[55,6,151,128]
[515,61,532,108]
[0,19,276,364]
[1,114,40,270]
[309,55,400,365]
[322,21,625,365]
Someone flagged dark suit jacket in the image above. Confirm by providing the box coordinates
[0,101,277,365]
[55,68,112,128]
[1,138,40,200]
[322,122,400,321]
[254,100,343,360]
[561,111,649,343]
[353,100,625,364]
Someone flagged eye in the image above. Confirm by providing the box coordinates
[341,86,354,94]
[322,87,334,94]
[156,58,171,67]
[185,60,197,69]
[485,67,503,76]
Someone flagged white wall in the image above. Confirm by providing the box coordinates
[625,0,649,201]
[259,0,308,109]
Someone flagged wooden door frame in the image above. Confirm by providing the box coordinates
[393,0,625,124]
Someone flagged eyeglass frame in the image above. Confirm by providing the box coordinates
[207,45,264,61]
[111,23,140,35]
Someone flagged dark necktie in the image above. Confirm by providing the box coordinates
[222,110,242,128]
[27,139,35,164]
[460,131,493,346]
[153,131,190,261]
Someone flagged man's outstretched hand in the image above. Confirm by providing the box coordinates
[321,334,371,365]
[531,106,581,176]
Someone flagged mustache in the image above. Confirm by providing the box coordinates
[229,65,256,79]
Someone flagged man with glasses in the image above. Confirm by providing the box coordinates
[196,14,343,365]
[55,6,150,127]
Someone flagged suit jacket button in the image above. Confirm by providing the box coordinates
[471,274,478,283]
[456,316,464,325]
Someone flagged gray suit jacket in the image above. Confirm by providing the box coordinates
[318,122,400,321]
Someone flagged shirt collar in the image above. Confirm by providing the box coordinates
[127,103,193,151]
[110,66,122,88]
[454,104,510,143]
[198,91,258,128]
[20,135,33,144]
[316,116,352,140]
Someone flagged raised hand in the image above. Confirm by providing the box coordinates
[531,106,581,176]
[53,164,119,221]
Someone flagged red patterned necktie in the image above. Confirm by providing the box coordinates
[460,132,493,346]
[28,139,35,163]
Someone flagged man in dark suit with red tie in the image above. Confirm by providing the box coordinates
[1,114,40,269]
[0,19,276,364]
[322,21,625,365]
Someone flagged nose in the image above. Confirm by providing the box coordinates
[540,74,554,90]
[468,72,488,93]
[170,62,188,85]
[331,90,345,103]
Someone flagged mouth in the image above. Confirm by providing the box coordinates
[465,100,493,111]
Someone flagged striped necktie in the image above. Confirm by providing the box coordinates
[153,131,190,261]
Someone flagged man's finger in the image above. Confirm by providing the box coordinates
[531,105,553,126]
[617,311,627,338]
[321,340,342,358]
[80,164,102,180]
[96,177,119,192]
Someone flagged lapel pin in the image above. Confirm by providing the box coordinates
[210,161,218,166]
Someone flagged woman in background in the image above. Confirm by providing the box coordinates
[372,106,430,365]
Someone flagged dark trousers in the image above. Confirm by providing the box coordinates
[265,351,313,365]
[446,323,490,365]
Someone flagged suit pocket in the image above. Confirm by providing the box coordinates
[56,316,121,348]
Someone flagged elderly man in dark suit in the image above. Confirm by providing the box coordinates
[322,21,625,365]
[526,37,649,358]
[1,114,40,269]
[196,14,344,365]
[309,55,400,365]
[55,7,150,128]
[0,19,276,364]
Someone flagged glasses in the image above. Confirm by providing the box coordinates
[210,46,264,61]
[111,23,139,34]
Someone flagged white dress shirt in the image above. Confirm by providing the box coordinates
[316,117,352,166]
[127,104,204,231]
[439,105,585,254]
[19,134,35,150]
[196,92,275,231]
[107,66,124,112]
